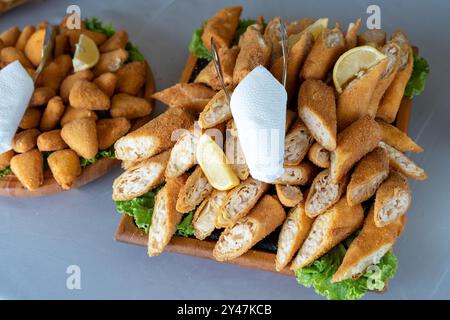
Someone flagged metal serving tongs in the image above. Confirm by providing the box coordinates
[211,37,231,104]
[32,24,59,83]
[279,19,289,88]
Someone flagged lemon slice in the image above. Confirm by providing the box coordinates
[196,134,240,191]
[333,45,387,93]
[72,34,100,72]
[288,17,328,48]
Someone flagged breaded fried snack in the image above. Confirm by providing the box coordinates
[19,108,41,129]
[36,55,72,91]
[379,141,427,180]
[61,118,98,159]
[376,32,414,123]
[344,18,361,50]
[96,117,131,150]
[274,162,317,186]
[198,89,233,129]
[15,25,36,51]
[147,175,187,256]
[165,130,198,179]
[233,25,272,84]
[377,119,423,153]
[0,26,20,47]
[60,70,94,102]
[69,80,110,111]
[112,150,170,201]
[301,27,346,80]
[367,42,401,117]
[305,169,348,218]
[216,177,269,228]
[116,61,147,95]
[24,29,45,66]
[374,170,410,227]
[271,31,313,102]
[347,147,389,206]
[37,130,67,151]
[152,83,216,114]
[330,116,381,183]
[275,184,303,207]
[114,107,194,162]
[291,197,364,270]
[284,120,314,166]
[93,72,118,97]
[201,6,242,50]
[336,57,388,130]
[225,119,249,180]
[276,201,314,271]
[307,142,330,168]
[47,150,82,190]
[93,48,128,76]
[99,30,128,53]
[0,46,33,68]
[60,106,97,127]
[193,190,227,240]
[298,79,337,151]
[264,17,283,63]
[110,94,152,119]
[332,206,405,282]
[213,195,286,261]
[358,29,386,48]
[195,46,239,90]
[29,86,56,107]
[0,150,15,170]
[12,129,40,153]
[176,166,213,213]
[10,149,44,190]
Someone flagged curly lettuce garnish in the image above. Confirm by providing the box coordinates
[295,240,398,300]
[0,166,12,178]
[404,55,430,97]
[176,211,196,237]
[80,146,115,168]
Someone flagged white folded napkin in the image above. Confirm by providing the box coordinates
[230,66,287,183]
[0,61,34,154]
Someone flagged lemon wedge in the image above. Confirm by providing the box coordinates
[333,45,387,93]
[72,34,100,72]
[288,17,328,48]
[196,134,240,191]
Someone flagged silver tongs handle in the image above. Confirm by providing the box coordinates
[279,20,288,88]
[211,37,231,104]
[33,24,58,83]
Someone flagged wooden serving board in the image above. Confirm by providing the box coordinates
[0,63,156,197]
[115,54,413,276]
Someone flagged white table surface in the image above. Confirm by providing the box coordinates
[0,0,449,300]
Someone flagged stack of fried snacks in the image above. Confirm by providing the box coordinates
[0,17,153,191]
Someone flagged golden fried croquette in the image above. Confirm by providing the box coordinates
[60,70,94,102]
[0,150,15,170]
[10,149,44,190]
[93,72,118,97]
[69,80,111,110]
[12,129,41,153]
[29,87,56,107]
[99,30,128,53]
[37,130,67,152]
[40,96,66,131]
[61,118,98,159]
[19,108,41,130]
[96,117,131,150]
[15,25,36,51]
[54,33,69,57]
[0,46,33,68]
[93,48,128,76]
[110,93,152,119]
[0,26,20,47]
[116,61,147,95]
[60,106,98,127]
[47,150,82,190]
[67,29,107,52]
[36,54,72,91]
[24,29,45,67]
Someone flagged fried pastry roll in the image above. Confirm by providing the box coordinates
[213,195,286,261]
[165,130,198,179]
[201,6,242,50]
[198,89,233,129]
[307,142,330,168]
[357,29,386,48]
[224,119,249,180]
[274,161,318,186]
[275,184,303,208]
[176,166,213,213]
[346,147,389,206]
[344,18,361,50]
[192,190,227,240]
[284,120,314,166]
[377,119,423,153]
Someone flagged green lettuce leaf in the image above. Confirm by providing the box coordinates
[176,211,195,237]
[115,185,163,232]
[80,147,115,168]
[188,22,212,60]
[404,55,430,97]
[295,240,398,300]
[85,17,144,62]
[0,166,12,178]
